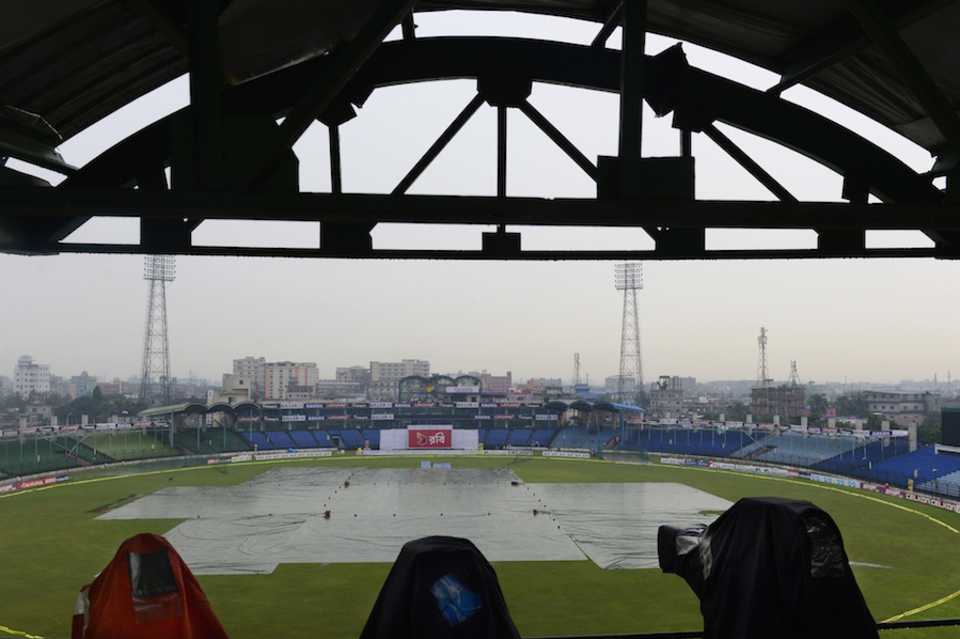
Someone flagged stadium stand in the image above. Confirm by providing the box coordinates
[530,429,557,447]
[362,429,380,448]
[289,430,320,448]
[508,429,532,446]
[0,438,76,475]
[551,427,615,450]
[920,469,960,498]
[733,433,859,467]
[868,445,960,486]
[311,430,334,448]
[480,429,509,449]
[75,432,178,461]
[241,431,273,450]
[266,431,294,448]
[338,430,364,449]
[176,429,251,455]
[621,428,763,457]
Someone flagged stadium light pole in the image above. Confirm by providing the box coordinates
[614,263,644,404]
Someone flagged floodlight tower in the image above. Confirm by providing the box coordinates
[140,255,175,404]
[573,352,582,386]
[756,327,770,388]
[614,263,644,403]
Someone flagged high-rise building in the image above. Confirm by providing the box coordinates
[233,356,266,398]
[69,371,98,398]
[262,361,319,400]
[480,371,512,396]
[369,359,430,400]
[337,365,371,386]
[13,355,50,397]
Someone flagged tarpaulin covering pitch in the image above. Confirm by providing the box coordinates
[662,497,877,639]
[99,469,732,574]
[102,468,583,574]
[360,536,520,639]
[528,482,731,569]
[72,533,228,639]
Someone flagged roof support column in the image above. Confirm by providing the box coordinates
[186,0,223,190]
[617,0,646,193]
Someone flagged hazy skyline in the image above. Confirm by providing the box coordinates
[3,12,958,386]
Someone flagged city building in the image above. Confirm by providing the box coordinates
[334,366,371,396]
[213,373,253,405]
[751,385,806,423]
[369,359,430,400]
[479,371,512,396]
[233,356,266,398]
[650,376,685,417]
[262,361,319,400]
[0,375,11,397]
[861,390,940,427]
[49,375,69,397]
[95,379,128,396]
[605,375,637,396]
[69,371,98,398]
[13,355,50,397]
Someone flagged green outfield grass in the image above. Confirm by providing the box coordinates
[2,455,960,639]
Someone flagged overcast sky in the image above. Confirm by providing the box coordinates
[2,11,958,386]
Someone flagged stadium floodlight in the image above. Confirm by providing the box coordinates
[614,262,644,402]
[614,262,643,291]
[143,255,176,282]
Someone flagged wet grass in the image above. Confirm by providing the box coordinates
[2,455,960,638]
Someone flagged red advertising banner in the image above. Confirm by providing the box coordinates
[408,429,452,449]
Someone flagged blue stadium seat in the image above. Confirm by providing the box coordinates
[508,429,532,446]
[339,430,364,449]
[289,430,319,448]
[266,431,294,448]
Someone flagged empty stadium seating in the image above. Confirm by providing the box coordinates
[733,433,858,467]
[362,429,380,448]
[0,438,76,476]
[289,431,320,448]
[242,431,273,450]
[338,430,364,449]
[530,429,556,447]
[508,429,532,446]
[266,431,294,448]
[868,445,960,485]
[76,432,177,461]
[621,428,762,457]
[480,429,509,449]
[551,428,615,450]
[177,429,251,454]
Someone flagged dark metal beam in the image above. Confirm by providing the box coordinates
[497,106,507,198]
[680,129,693,158]
[328,125,342,194]
[254,0,417,185]
[844,0,960,152]
[4,189,960,230]
[392,93,484,195]
[703,124,797,203]
[186,0,224,190]
[401,13,416,41]
[591,1,623,49]
[17,242,943,261]
[618,0,645,171]
[767,1,952,95]
[517,100,598,181]
[134,0,189,56]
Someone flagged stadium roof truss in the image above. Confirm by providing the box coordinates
[1,0,960,261]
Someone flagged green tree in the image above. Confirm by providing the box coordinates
[808,393,829,425]
[919,414,942,444]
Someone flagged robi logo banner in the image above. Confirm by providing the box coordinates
[409,429,452,449]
